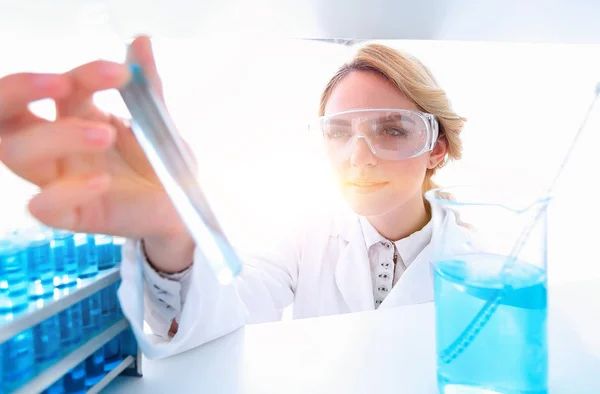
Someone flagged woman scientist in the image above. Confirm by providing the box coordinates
[0,36,467,358]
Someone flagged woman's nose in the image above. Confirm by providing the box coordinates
[350,135,377,167]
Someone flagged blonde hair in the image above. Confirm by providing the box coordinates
[318,42,466,194]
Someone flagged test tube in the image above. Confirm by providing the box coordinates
[81,292,102,336]
[0,235,29,313]
[85,348,105,387]
[2,328,35,390]
[51,230,78,287]
[58,303,84,351]
[33,313,61,369]
[100,283,119,327]
[75,233,98,279]
[113,236,125,264]
[95,234,115,270]
[64,362,86,394]
[104,336,122,371]
[22,226,55,298]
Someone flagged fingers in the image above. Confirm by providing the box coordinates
[0,73,71,123]
[126,35,164,101]
[28,173,111,231]
[0,118,116,183]
[55,60,131,118]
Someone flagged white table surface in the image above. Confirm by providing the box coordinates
[103,279,600,393]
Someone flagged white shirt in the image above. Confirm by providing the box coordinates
[359,217,433,308]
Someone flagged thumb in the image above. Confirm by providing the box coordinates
[126,35,165,102]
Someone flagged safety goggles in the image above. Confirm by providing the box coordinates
[310,108,440,162]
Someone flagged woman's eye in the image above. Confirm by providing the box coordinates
[383,127,409,137]
[328,129,349,138]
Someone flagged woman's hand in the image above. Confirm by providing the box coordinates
[0,36,194,273]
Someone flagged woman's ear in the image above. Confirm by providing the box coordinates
[427,136,448,169]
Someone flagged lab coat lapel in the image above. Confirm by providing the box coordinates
[334,214,375,313]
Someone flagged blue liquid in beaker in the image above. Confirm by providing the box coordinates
[434,254,548,394]
[64,362,86,394]
[59,303,84,350]
[2,328,35,390]
[95,234,115,270]
[104,336,122,371]
[76,233,98,279]
[52,231,78,287]
[0,238,29,313]
[34,314,61,367]
[85,348,105,387]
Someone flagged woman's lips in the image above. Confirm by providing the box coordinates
[347,181,388,193]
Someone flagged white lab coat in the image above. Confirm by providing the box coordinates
[117,204,470,360]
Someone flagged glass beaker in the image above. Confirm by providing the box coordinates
[425,184,550,394]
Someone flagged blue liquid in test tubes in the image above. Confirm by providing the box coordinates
[85,348,105,387]
[0,236,29,313]
[51,230,78,287]
[59,303,84,350]
[75,233,98,279]
[95,234,115,270]
[33,313,61,368]
[64,362,86,394]
[24,226,55,299]
[104,336,122,371]
[43,377,65,394]
[3,328,35,390]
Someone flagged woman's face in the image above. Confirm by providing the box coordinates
[323,70,447,218]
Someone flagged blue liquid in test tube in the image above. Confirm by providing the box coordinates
[64,362,86,394]
[0,236,29,313]
[75,233,98,279]
[24,226,55,299]
[59,303,84,350]
[33,313,61,368]
[95,234,115,270]
[3,328,35,390]
[100,283,119,326]
[43,377,65,394]
[85,348,105,387]
[81,292,102,335]
[113,237,124,265]
[51,230,78,287]
[104,336,122,371]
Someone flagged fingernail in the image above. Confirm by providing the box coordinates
[88,174,111,189]
[84,127,113,145]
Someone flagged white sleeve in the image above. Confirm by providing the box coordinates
[117,226,301,360]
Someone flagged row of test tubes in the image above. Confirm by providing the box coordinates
[0,281,129,393]
[0,226,124,312]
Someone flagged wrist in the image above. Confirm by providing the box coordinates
[142,228,195,274]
